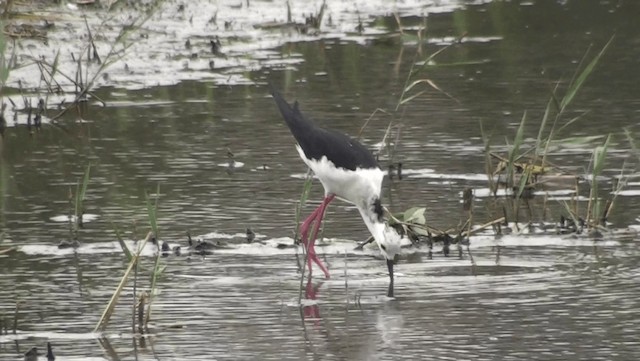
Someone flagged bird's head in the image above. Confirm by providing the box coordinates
[375,224,402,261]
[360,198,402,261]
[360,199,401,298]
[372,222,401,298]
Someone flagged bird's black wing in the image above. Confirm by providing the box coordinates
[270,88,379,171]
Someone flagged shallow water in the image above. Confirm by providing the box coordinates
[2,0,640,360]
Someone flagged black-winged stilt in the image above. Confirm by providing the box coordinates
[270,87,402,297]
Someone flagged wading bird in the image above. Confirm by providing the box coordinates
[270,87,401,297]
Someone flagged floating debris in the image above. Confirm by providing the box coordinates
[47,342,55,361]
[57,240,80,249]
[186,231,227,255]
[49,214,99,223]
[388,162,404,180]
[210,37,223,56]
[0,247,14,255]
[4,23,48,39]
[0,103,6,137]
[246,228,256,243]
[24,347,38,361]
[161,241,170,257]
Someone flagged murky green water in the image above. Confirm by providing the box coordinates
[2,0,640,360]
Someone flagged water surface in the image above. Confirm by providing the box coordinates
[1,0,640,360]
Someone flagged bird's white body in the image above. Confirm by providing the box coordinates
[296,145,383,206]
[296,145,401,259]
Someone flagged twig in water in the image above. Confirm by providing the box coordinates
[460,217,506,238]
[12,299,20,334]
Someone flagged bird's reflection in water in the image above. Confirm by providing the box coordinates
[376,301,404,348]
[303,277,324,323]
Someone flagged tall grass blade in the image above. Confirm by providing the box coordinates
[399,90,427,106]
[51,50,60,79]
[74,164,91,230]
[480,122,497,196]
[624,128,640,162]
[534,98,552,160]
[0,23,9,86]
[559,201,581,228]
[507,111,527,187]
[395,39,459,111]
[295,172,314,305]
[144,184,163,328]
[555,111,590,135]
[294,171,313,240]
[586,134,611,224]
[145,189,159,239]
[112,224,133,262]
[299,173,313,207]
[79,164,91,202]
[603,163,627,224]
[358,108,390,139]
[515,167,531,200]
[403,79,432,93]
[560,35,614,111]
[593,134,611,176]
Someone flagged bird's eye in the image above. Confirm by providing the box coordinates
[380,245,387,251]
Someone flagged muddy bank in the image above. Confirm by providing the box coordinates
[1,0,475,126]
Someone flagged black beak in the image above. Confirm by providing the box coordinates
[386,258,395,298]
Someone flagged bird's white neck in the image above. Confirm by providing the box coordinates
[359,208,385,240]
[357,205,400,259]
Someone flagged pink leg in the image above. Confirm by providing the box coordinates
[307,195,335,278]
[299,206,322,246]
[298,194,335,279]
[298,205,322,276]
[299,207,320,277]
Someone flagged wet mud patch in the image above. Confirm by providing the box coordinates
[1,0,479,127]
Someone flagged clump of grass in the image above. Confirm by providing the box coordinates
[24,2,165,122]
[484,36,616,232]
[584,135,611,227]
[75,164,91,228]
[356,28,508,253]
[561,134,625,232]
[65,164,91,242]
[361,35,618,253]
[0,298,22,335]
[276,0,326,34]
[94,231,154,333]
[291,26,497,263]
[144,185,165,329]
[95,184,165,333]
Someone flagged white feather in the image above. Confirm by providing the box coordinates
[296,145,383,208]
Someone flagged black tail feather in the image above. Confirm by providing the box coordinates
[269,85,314,139]
[268,84,379,170]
